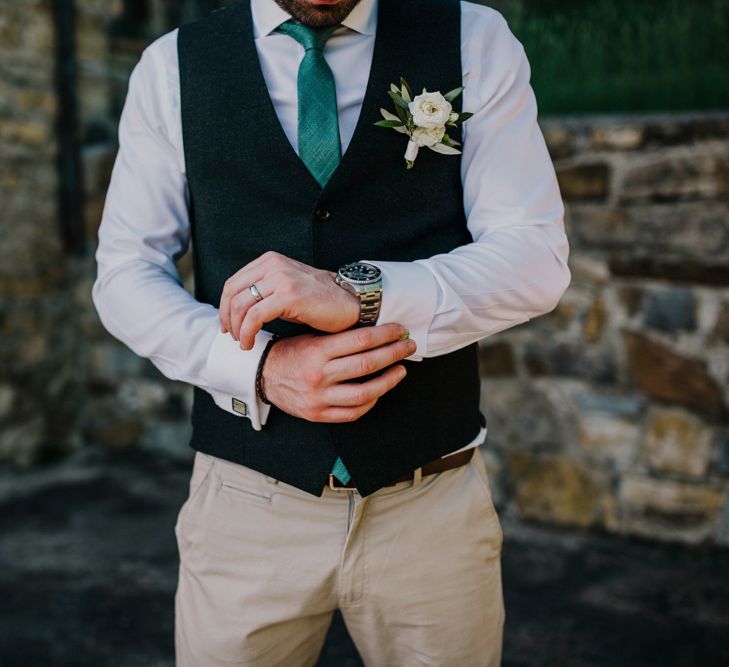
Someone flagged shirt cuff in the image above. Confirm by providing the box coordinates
[203,328,275,430]
[361,259,438,361]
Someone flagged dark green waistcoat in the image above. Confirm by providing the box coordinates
[177,0,485,497]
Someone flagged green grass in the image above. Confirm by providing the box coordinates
[487,0,729,115]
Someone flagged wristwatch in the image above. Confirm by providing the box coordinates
[335,261,383,327]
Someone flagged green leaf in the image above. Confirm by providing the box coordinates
[390,83,400,94]
[458,111,474,122]
[379,107,401,122]
[387,90,410,110]
[444,86,464,102]
[428,142,461,155]
[387,91,410,122]
[400,77,412,102]
[374,119,405,128]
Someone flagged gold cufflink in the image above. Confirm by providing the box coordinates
[232,398,247,415]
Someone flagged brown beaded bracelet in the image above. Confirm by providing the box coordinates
[255,334,281,405]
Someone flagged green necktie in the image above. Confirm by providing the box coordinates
[276,20,351,485]
[275,19,342,188]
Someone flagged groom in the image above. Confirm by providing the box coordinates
[92,0,570,664]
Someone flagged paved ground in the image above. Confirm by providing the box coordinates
[1,446,727,667]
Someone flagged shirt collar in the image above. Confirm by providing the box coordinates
[251,0,378,38]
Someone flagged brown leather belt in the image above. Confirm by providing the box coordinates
[327,447,475,491]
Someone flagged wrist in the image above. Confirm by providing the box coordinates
[343,290,360,328]
[335,262,383,328]
[255,334,280,405]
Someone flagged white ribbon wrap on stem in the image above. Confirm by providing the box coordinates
[404,139,420,162]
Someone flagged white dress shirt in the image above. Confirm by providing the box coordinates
[92,0,571,458]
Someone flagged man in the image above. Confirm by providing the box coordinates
[92,0,570,664]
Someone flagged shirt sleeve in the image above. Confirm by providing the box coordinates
[91,38,274,430]
[363,7,571,361]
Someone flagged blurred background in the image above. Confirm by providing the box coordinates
[0,0,728,665]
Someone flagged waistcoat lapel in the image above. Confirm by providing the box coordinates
[198,0,463,195]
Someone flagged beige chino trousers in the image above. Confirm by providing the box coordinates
[174,446,505,666]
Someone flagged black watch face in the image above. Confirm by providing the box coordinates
[340,262,381,283]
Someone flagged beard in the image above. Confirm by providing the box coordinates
[272,0,364,27]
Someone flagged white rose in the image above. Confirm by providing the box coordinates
[408,91,452,129]
[411,125,446,147]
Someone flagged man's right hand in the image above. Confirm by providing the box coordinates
[261,323,416,423]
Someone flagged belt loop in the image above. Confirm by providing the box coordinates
[412,466,423,487]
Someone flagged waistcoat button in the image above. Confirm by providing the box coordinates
[314,207,331,221]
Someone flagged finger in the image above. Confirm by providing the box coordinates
[321,323,410,359]
[315,399,379,424]
[220,268,266,334]
[325,364,407,406]
[237,294,285,350]
[230,277,274,341]
[220,251,288,333]
[235,250,290,277]
[325,339,416,382]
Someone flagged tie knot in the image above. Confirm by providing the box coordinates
[276,19,339,51]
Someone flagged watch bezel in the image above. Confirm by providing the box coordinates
[337,262,382,286]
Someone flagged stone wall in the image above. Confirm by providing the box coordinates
[480,114,729,546]
[0,0,82,465]
[1,1,727,547]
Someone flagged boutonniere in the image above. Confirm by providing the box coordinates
[375,77,473,169]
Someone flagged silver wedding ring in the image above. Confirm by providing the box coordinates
[249,283,264,302]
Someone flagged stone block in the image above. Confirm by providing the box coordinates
[82,143,117,197]
[568,255,611,286]
[570,201,729,263]
[642,288,696,333]
[0,417,45,467]
[574,390,647,419]
[712,302,729,344]
[82,395,144,450]
[541,124,573,159]
[714,433,729,477]
[590,125,644,151]
[583,296,608,343]
[716,500,729,547]
[617,285,644,317]
[577,413,640,470]
[116,379,169,416]
[523,341,617,383]
[643,115,729,145]
[621,153,728,203]
[556,162,610,201]
[84,193,107,238]
[506,452,603,528]
[619,475,724,544]
[623,331,725,418]
[15,89,56,115]
[609,257,729,287]
[0,384,15,421]
[88,342,147,389]
[641,407,714,479]
[24,6,54,54]
[479,341,515,377]
[139,420,194,463]
[0,120,50,146]
[480,380,565,452]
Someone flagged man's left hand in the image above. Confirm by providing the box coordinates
[219,251,361,349]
